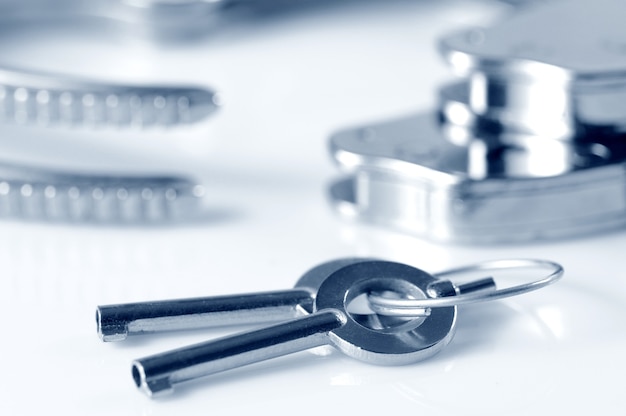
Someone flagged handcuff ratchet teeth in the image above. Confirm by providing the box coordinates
[0,2,220,224]
[0,66,219,129]
[0,161,206,223]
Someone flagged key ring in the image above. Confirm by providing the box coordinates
[368,259,563,315]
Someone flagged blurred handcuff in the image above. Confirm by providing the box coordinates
[1,0,625,245]
[0,0,224,223]
[0,0,349,224]
[330,0,626,243]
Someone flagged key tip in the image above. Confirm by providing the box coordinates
[132,361,174,398]
[96,307,129,342]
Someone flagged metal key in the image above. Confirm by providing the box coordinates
[131,260,457,397]
[97,258,372,341]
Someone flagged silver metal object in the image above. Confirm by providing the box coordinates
[0,4,220,128]
[0,162,206,222]
[440,0,626,141]
[103,0,226,38]
[130,260,458,397]
[0,2,221,224]
[96,257,559,396]
[0,3,221,129]
[0,0,353,41]
[97,290,314,342]
[97,258,368,341]
[0,66,219,128]
[329,0,626,243]
[329,114,626,243]
[0,0,536,40]
[369,258,563,316]
[0,0,225,41]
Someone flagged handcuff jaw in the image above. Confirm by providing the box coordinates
[329,113,626,244]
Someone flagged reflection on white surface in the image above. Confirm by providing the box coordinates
[535,306,564,338]
[388,297,586,414]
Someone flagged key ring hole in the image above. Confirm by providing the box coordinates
[345,277,428,334]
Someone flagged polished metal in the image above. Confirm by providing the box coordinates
[97,290,314,342]
[0,0,225,43]
[426,277,496,299]
[133,311,346,397]
[103,0,226,38]
[439,0,626,141]
[0,69,216,223]
[329,113,626,243]
[130,260,457,397]
[0,162,205,222]
[369,258,563,316]
[0,66,219,128]
[97,258,370,341]
[0,2,221,224]
[328,0,626,243]
[0,0,536,41]
[96,257,560,396]
[0,2,222,130]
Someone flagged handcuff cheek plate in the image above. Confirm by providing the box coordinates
[329,114,626,243]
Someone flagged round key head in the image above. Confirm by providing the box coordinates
[315,260,457,365]
[294,258,376,315]
[295,257,376,291]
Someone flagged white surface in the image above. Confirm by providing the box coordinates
[0,1,625,415]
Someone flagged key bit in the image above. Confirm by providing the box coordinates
[130,261,457,397]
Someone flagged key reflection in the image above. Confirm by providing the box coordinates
[390,301,561,412]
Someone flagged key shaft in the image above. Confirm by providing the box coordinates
[132,310,346,397]
[97,258,371,342]
[97,289,314,341]
[130,260,458,397]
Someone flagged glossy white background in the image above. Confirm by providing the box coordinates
[0,1,624,415]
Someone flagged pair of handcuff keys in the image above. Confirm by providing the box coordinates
[97,257,563,397]
[2,0,625,244]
